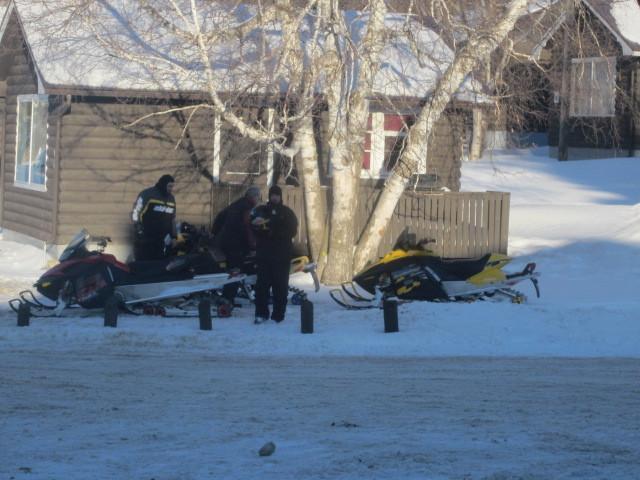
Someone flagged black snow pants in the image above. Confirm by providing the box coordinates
[254,255,290,322]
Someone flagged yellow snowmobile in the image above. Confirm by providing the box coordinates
[330,236,539,309]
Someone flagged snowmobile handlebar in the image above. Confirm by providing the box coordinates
[91,236,112,252]
[418,238,436,247]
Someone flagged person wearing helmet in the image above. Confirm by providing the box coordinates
[131,174,177,261]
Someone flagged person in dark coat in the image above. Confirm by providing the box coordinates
[211,186,261,303]
[131,174,177,261]
[251,185,298,323]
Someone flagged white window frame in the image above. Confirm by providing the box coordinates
[14,94,49,191]
[212,112,221,183]
[569,56,616,118]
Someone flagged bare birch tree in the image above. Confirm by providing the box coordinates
[21,0,568,282]
[352,0,532,272]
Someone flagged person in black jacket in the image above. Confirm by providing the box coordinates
[131,174,177,261]
[212,186,261,303]
[251,185,298,323]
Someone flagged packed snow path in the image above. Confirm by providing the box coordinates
[1,351,639,480]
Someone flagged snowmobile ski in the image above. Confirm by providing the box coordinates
[329,289,381,310]
[340,282,375,302]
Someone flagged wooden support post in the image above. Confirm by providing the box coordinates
[627,63,636,157]
[558,15,572,161]
[383,298,399,333]
[17,302,30,327]
[104,296,119,328]
[300,299,314,334]
[199,299,212,331]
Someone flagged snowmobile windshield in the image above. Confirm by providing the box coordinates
[58,229,91,262]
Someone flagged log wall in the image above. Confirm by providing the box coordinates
[0,13,55,242]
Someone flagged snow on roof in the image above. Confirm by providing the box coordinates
[527,0,562,14]
[0,3,8,30]
[0,0,489,102]
[585,0,640,55]
[343,11,488,101]
[509,0,640,60]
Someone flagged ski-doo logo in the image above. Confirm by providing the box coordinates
[153,205,175,214]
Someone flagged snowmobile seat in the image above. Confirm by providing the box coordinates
[128,259,172,276]
[426,253,492,281]
[125,258,194,283]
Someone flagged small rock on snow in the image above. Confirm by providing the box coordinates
[258,441,276,457]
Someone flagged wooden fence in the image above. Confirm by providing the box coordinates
[212,185,510,259]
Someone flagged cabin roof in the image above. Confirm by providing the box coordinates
[0,0,490,102]
[512,0,640,59]
[583,0,640,56]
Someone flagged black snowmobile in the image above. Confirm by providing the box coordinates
[330,234,540,309]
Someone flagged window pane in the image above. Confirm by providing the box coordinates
[384,115,414,132]
[362,133,371,170]
[30,99,48,185]
[571,61,592,116]
[571,59,616,116]
[16,100,32,183]
[592,59,615,116]
[362,151,371,170]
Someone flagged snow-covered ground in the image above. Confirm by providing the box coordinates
[2,147,640,358]
[1,147,639,479]
[2,352,638,480]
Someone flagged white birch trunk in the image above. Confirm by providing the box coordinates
[292,114,326,266]
[469,107,485,161]
[320,0,387,284]
[353,0,530,272]
[322,143,360,284]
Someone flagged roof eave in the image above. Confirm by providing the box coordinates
[583,0,636,57]
[42,83,210,100]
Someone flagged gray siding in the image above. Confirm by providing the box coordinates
[427,112,464,192]
[0,13,56,241]
[56,101,216,244]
